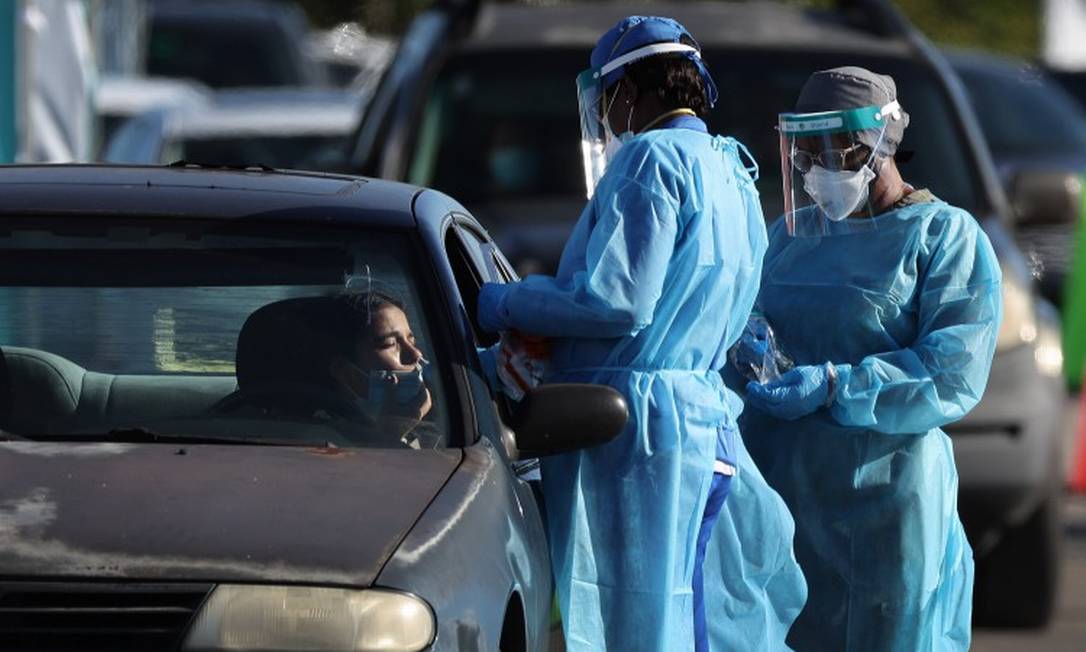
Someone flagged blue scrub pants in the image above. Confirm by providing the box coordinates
[694,471,733,652]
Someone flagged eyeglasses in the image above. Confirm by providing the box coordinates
[790,143,870,173]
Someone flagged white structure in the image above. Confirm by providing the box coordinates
[1044,0,1086,70]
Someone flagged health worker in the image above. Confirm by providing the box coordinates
[742,66,1002,651]
[477,16,767,651]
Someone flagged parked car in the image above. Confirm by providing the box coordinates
[146,0,326,88]
[307,23,395,92]
[93,75,212,159]
[349,0,1067,627]
[947,50,1086,311]
[0,164,627,651]
[104,89,365,170]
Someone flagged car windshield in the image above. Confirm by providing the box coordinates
[410,49,982,220]
[148,21,303,88]
[0,219,454,450]
[954,63,1086,158]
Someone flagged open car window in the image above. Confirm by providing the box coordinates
[0,218,455,450]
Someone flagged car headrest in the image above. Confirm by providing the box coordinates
[0,347,10,430]
[0,346,86,433]
[235,297,354,391]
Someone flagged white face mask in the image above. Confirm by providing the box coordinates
[602,89,635,164]
[802,162,877,222]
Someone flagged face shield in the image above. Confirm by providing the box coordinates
[577,42,703,198]
[778,100,902,236]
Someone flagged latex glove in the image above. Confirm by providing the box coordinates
[746,363,837,420]
[495,331,551,401]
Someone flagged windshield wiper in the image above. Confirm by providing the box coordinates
[20,427,301,447]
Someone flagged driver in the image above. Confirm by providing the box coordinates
[231,292,435,447]
[325,291,434,438]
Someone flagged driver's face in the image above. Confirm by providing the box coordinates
[357,306,424,372]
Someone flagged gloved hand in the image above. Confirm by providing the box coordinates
[495,331,551,401]
[746,363,837,420]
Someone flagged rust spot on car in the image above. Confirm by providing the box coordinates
[307,446,353,458]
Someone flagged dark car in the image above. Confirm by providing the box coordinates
[0,164,626,651]
[147,0,326,88]
[947,50,1086,311]
[348,0,1067,627]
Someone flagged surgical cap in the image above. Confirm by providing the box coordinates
[796,66,910,155]
[591,15,718,107]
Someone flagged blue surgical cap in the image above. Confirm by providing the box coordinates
[591,15,719,107]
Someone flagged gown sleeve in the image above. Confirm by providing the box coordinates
[478,163,679,338]
[829,209,1003,433]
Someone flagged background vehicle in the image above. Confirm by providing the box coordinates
[349,0,1067,627]
[146,0,326,88]
[104,89,364,169]
[948,50,1086,312]
[93,75,212,157]
[0,164,626,651]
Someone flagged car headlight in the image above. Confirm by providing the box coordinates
[996,268,1038,351]
[182,585,435,652]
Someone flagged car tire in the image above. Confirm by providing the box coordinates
[972,489,1062,628]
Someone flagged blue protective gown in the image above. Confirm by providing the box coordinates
[742,198,1002,651]
[478,118,767,651]
[703,425,808,651]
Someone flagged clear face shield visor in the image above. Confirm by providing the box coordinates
[577,42,701,198]
[778,101,901,237]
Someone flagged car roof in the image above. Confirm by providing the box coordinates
[160,89,365,138]
[0,165,421,227]
[463,1,911,57]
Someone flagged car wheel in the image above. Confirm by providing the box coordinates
[972,489,1062,627]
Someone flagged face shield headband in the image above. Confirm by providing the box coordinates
[577,42,717,197]
[778,100,903,235]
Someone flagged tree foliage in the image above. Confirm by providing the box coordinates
[293,0,1043,58]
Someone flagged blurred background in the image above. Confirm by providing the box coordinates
[1,0,1085,648]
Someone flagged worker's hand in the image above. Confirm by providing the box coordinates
[495,331,551,400]
[746,363,836,420]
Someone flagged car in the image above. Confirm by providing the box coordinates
[348,0,1068,627]
[93,75,212,158]
[103,89,365,170]
[947,50,1086,312]
[307,22,395,92]
[0,164,627,651]
[146,0,326,89]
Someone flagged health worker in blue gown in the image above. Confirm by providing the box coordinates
[741,67,1002,651]
[477,16,768,651]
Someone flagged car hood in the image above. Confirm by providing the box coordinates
[0,442,461,585]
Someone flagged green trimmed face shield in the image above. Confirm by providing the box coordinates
[778,100,904,236]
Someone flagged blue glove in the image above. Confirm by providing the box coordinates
[477,282,513,333]
[746,363,837,421]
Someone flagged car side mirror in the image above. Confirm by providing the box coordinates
[1009,169,1083,226]
[510,383,628,458]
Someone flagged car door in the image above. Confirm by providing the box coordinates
[439,215,555,649]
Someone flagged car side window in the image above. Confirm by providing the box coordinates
[443,224,498,347]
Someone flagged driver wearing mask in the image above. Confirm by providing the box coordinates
[230,292,436,448]
[325,292,435,446]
